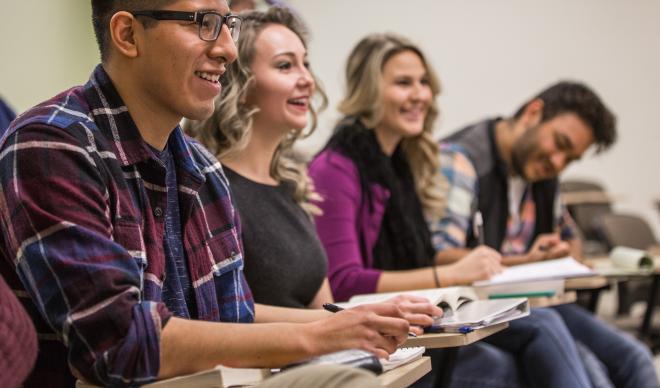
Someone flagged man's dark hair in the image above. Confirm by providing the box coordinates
[513,81,617,153]
[91,0,176,62]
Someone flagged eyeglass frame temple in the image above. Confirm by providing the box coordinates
[129,10,241,41]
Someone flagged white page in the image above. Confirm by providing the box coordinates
[473,257,594,286]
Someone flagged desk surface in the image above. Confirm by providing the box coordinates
[77,358,432,388]
[378,357,431,388]
[528,290,577,307]
[565,275,609,289]
[584,257,658,278]
[403,322,508,348]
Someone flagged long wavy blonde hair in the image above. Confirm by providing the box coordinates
[185,7,327,216]
[338,32,447,218]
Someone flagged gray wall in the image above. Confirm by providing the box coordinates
[288,0,660,237]
[2,1,659,237]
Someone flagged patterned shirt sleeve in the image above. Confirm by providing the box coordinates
[430,144,479,251]
[0,124,171,386]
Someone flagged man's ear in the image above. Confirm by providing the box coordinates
[519,98,544,128]
[108,11,140,59]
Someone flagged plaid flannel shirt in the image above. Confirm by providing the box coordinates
[0,65,254,386]
[430,142,577,255]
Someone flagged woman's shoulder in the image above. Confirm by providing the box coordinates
[309,148,358,178]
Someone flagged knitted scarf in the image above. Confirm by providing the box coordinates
[325,117,435,270]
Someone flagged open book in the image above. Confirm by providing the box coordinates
[286,347,426,374]
[473,257,595,287]
[76,367,271,388]
[338,287,529,332]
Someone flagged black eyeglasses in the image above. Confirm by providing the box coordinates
[130,10,242,42]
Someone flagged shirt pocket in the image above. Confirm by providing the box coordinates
[204,228,244,276]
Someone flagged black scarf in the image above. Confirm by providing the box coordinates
[325,117,435,270]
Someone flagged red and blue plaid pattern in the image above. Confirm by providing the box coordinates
[0,65,254,386]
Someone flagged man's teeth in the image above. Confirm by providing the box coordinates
[195,71,220,83]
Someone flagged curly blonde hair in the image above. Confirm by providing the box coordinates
[184,7,327,216]
[338,32,447,218]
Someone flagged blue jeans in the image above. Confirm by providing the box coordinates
[415,308,594,388]
[412,343,522,388]
[484,307,593,388]
[554,303,659,388]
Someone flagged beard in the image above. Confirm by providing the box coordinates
[510,125,540,180]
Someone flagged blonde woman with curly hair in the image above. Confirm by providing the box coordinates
[185,7,441,338]
[309,33,600,388]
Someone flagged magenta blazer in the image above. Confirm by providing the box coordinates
[309,149,391,302]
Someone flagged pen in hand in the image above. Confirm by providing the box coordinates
[473,210,485,246]
[322,303,417,337]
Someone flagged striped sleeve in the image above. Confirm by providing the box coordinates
[430,144,478,251]
[0,124,171,386]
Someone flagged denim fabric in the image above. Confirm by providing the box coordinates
[576,341,614,388]
[484,308,592,388]
[554,303,659,388]
[411,343,522,388]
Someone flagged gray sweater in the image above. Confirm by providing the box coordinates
[225,167,328,308]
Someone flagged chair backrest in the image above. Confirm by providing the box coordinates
[596,213,658,250]
[560,180,607,193]
[560,179,613,242]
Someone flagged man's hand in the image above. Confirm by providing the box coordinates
[441,245,503,285]
[526,233,571,263]
[305,303,410,359]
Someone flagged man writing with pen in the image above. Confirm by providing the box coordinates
[430,81,660,387]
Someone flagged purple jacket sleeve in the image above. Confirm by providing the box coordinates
[309,150,383,302]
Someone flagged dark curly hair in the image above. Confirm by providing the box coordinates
[513,81,617,153]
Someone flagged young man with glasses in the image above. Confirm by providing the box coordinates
[0,1,415,386]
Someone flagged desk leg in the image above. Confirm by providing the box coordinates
[640,274,660,339]
[587,288,603,313]
[433,348,458,388]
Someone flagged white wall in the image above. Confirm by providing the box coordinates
[1,1,659,236]
[0,1,98,114]
[288,0,660,236]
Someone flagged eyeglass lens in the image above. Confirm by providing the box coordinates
[200,13,241,42]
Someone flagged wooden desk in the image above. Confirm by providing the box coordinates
[379,357,431,388]
[565,276,609,289]
[585,257,658,277]
[402,322,508,388]
[403,322,507,348]
[78,358,432,388]
[528,291,577,308]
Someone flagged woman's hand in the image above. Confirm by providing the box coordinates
[440,245,503,286]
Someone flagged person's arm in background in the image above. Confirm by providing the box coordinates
[557,199,583,260]
[0,96,16,134]
[502,189,579,265]
[0,274,37,388]
[431,144,484,264]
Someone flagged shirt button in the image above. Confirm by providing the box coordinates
[153,206,163,217]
